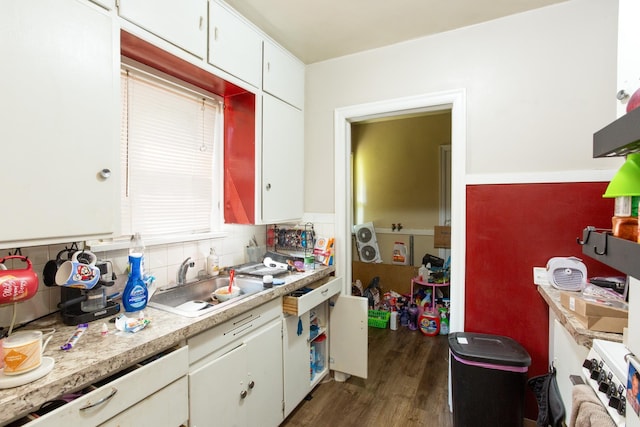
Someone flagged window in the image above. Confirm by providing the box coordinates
[120,66,223,238]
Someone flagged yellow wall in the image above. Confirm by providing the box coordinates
[352,111,451,264]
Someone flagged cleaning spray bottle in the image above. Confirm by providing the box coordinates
[123,252,148,313]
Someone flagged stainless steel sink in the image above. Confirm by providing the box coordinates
[148,276,264,317]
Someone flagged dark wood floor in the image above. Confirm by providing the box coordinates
[281,326,454,427]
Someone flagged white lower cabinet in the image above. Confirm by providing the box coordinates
[282,277,368,417]
[15,346,189,427]
[188,299,284,427]
[549,311,588,419]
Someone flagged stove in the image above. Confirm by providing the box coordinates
[582,339,632,426]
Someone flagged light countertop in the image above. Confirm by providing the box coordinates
[536,283,623,348]
[0,266,335,425]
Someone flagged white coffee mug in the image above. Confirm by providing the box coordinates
[55,250,101,289]
[2,329,55,375]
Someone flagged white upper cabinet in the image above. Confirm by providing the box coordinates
[208,1,263,88]
[118,0,207,59]
[263,39,305,109]
[617,0,640,117]
[0,0,119,247]
[262,94,304,223]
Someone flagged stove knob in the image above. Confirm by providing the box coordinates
[599,372,614,393]
[619,396,626,416]
[609,393,621,410]
[609,392,626,416]
[582,358,596,370]
[590,366,602,380]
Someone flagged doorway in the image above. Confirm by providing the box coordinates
[333,89,467,332]
[351,111,451,267]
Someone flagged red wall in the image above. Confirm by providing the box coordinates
[465,182,621,419]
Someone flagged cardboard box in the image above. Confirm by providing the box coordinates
[560,291,628,318]
[573,313,627,333]
[434,226,451,249]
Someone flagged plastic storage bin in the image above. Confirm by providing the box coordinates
[449,332,531,427]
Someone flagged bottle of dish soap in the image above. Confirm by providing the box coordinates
[123,253,148,313]
[207,248,219,276]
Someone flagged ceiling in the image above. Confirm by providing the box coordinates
[224,0,569,64]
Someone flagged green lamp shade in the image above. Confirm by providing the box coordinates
[603,153,640,198]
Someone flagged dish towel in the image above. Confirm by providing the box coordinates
[569,384,616,427]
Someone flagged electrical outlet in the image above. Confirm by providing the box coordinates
[533,267,548,285]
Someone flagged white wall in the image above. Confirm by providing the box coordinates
[304,0,620,213]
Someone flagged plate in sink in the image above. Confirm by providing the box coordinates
[174,300,212,313]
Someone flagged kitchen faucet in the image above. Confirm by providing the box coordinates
[176,257,195,285]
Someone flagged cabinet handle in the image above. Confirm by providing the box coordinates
[266,62,271,72]
[214,27,218,41]
[79,387,118,411]
[199,16,203,30]
[99,168,111,179]
[266,183,271,191]
[240,389,247,399]
[321,289,328,295]
[248,380,255,389]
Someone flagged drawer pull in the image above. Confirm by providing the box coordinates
[240,389,247,399]
[248,380,255,389]
[79,387,118,411]
[321,289,329,295]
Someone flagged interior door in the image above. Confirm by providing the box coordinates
[329,293,368,379]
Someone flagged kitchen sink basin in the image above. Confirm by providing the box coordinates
[148,276,265,318]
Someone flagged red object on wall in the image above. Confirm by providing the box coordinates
[466,182,620,420]
[224,93,256,224]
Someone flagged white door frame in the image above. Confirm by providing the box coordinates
[334,89,467,333]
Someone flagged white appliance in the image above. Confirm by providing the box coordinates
[353,222,382,263]
[582,339,630,426]
[625,276,640,427]
[546,256,587,291]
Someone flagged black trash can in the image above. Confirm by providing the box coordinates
[449,332,531,427]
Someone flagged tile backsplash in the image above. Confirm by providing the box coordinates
[0,217,335,330]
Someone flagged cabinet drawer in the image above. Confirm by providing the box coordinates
[99,376,188,427]
[188,298,282,365]
[283,276,342,316]
[22,346,188,427]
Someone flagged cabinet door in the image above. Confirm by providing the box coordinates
[550,314,588,419]
[263,40,305,109]
[189,343,248,427]
[262,94,304,223]
[246,320,284,427]
[209,1,262,87]
[283,313,311,417]
[617,0,640,117]
[118,0,207,59]
[0,0,119,246]
[329,293,368,379]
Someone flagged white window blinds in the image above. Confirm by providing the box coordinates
[121,68,222,238]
